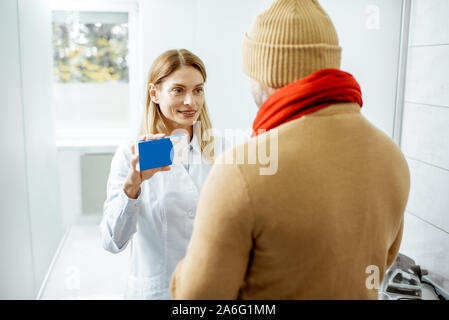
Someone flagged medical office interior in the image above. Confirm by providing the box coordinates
[0,0,448,300]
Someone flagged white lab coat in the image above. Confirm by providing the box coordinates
[100,131,224,299]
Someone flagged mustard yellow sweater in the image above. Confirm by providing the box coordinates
[171,103,410,299]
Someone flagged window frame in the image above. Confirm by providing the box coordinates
[51,0,142,150]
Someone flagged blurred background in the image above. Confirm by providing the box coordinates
[0,0,448,299]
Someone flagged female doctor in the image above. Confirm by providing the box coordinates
[100,49,220,299]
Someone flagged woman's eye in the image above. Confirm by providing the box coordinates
[173,88,183,94]
[195,88,203,94]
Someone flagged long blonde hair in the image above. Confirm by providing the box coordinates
[140,49,214,162]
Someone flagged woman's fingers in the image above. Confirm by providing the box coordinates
[130,154,139,171]
[140,165,170,179]
[131,143,136,155]
[150,165,170,173]
[146,133,166,140]
[135,133,166,145]
[143,133,166,140]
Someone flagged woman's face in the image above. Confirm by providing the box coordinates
[150,65,205,132]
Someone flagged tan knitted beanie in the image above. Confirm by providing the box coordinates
[242,0,342,88]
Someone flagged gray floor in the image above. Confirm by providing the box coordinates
[39,214,130,300]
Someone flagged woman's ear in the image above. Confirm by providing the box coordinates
[149,83,159,104]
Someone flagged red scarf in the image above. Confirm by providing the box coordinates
[252,68,363,137]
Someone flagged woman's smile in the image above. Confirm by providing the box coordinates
[178,109,197,117]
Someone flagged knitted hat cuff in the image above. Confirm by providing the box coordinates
[242,33,342,88]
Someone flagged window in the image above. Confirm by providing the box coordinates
[51,1,140,147]
[53,12,129,84]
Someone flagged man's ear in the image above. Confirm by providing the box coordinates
[149,83,159,104]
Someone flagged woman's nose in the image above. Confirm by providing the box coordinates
[184,93,193,105]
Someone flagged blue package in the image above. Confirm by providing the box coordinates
[135,134,188,171]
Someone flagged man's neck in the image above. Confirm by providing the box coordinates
[250,79,279,108]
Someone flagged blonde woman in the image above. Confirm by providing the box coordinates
[100,49,221,299]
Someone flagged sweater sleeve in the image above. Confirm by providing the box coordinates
[100,142,142,254]
[170,153,255,299]
[386,215,404,269]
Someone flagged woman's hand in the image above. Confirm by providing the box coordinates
[123,133,171,199]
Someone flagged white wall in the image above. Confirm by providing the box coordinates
[57,150,83,229]
[0,0,63,299]
[399,0,449,280]
[321,0,405,139]
[0,0,35,299]
[54,83,130,134]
